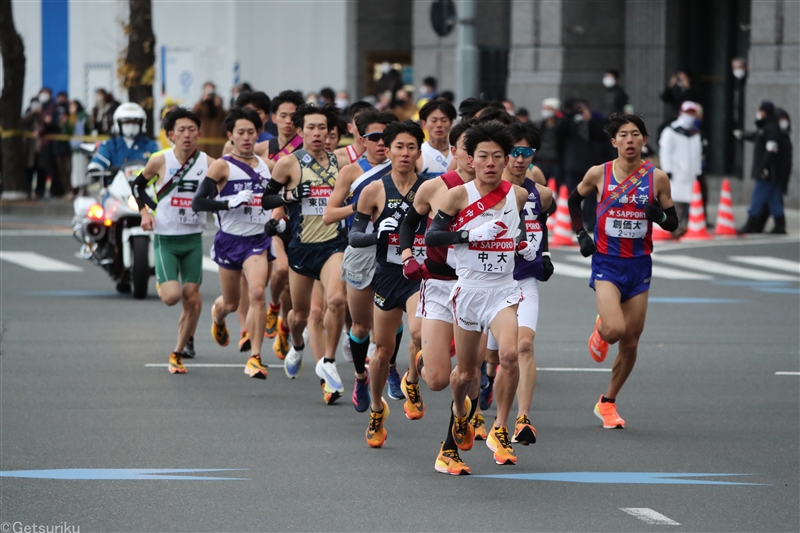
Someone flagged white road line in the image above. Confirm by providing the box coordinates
[0,229,72,237]
[553,263,592,279]
[620,508,681,526]
[145,363,284,369]
[564,255,712,280]
[0,251,83,272]
[729,256,800,275]
[202,256,219,273]
[775,371,800,376]
[653,254,799,282]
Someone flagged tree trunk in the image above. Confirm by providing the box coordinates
[124,0,156,135]
[0,0,28,198]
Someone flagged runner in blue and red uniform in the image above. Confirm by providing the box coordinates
[568,113,678,429]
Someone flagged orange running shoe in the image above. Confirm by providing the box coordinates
[451,397,474,451]
[594,396,625,428]
[512,415,537,445]
[471,413,487,441]
[486,425,517,465]
[238,331,251,353]
[244,354,268,380]
[211,306,230,347]
[588,315,609,363]
[169,352,187,374]
[264,303,280,338]
[434,442,471,475]
[273,317,290,360]
[401,371,425,420]
[366,398,389,448]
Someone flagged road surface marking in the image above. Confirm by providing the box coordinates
[564,255,711,280]
[0,229,72,237]
[775,371,800,376]
[620,508,680,525]
[653,254,799,282]
[729,256,800,275]
[202,256,219,272]
[0,251,83,272]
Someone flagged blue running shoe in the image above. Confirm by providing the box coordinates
[284,345,304,379]
[387,365,404,400]
[352,374,370,412]
[480,361,489,390]
[480,379,494,410]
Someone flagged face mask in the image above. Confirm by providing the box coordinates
[779,120,790,131]
[678,114,695,130]
[39,92,50,104]
[602,77,616,88]
[121,123,139,138]
[733,68,746,80]
[541,109,554,120]
[335,98,349,109]
[380,62,391,74]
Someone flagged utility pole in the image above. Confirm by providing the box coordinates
[454,0,478,101]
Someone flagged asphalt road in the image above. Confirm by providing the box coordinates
[1,214,798,532]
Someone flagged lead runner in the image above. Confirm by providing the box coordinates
[567,113,678,429]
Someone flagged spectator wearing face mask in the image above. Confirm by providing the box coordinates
[534,97,563,189]
[22,97,42,199]
[659,101,703,235]
[736,101,786,234]
[660,70,697,120]
[602,70,628,117]
[193,82,226,157]
[36,87,64,198]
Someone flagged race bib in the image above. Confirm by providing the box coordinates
[386,234,426,265]
[605,213,647,239]
[230,195,270,225]
[170,196,200,225]
[301,186,331,216]
[524,219,543,253]
[466,238,515,273]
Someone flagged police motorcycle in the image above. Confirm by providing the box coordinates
[72,103,161,299]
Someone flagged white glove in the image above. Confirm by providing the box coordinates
[732,129,743,141]
[468,220,503,242]
[517,240,536,261]
[275,218,286,233]
[228,189,254,209]
[377,217,399,240]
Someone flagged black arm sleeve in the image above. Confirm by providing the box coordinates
[425,210,469,247]
[348,211,378,248]
[516,211,526,245]
[192,178,229,212]
[660,205,679,232]
[260,178,287,209]
[539,211,550,253]
[567,188,587,234]
[132,172,157,210]
[399,205,424,251]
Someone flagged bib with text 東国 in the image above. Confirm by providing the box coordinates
[301,185,332,216]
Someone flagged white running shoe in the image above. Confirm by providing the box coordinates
[315,358,344,392]
[342,330,354,363]
[284,345,304,379]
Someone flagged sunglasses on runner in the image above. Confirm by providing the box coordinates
[362,132,384,142]
[510,146,536,159]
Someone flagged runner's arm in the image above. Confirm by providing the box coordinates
[192,160,230,212]
[647,169,678,231]
[400,180,434,257]
[567,165,602,234]
[132,154,161,211]
[348,211,378,247]
[425,186,470,246]
[323,164,358,225]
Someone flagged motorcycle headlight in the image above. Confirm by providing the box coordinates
[127,195,139,211]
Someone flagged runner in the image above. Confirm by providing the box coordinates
[425,120,529,473]
[416,99,457,178]
[326,118,348,153]
[191,108,283,379]
[485,121,553,446]
[268,103,349,405]
[333,101,375,165]
[132,107,211,374]
[323,109,400,411]
[567,113,678,428]
[348,120,427,447]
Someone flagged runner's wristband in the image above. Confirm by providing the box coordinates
[425,210,470,246]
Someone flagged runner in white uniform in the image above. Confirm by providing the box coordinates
[416,99,456,178]
[425,121,529,473]
[134,108,211,374]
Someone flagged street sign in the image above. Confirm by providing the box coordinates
[430,0,456,37]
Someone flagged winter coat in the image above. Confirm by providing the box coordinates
[658,120,703,203]
[745,118,783,183]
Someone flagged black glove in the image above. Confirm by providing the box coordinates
[541,253,554,281]
[265,218,287,236]
[645,203,666,224]
[291,183,311,200]
[577,230,596,257]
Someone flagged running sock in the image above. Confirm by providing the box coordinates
[269,301,280,312]
[323,357,335,364]
[601,396,615,403]
[390,324,404,366]
[442,402,457,451]
[468,396,479,419]
[349,329,370,374]
[483,374,495,389]
[279,320,290,334]
[293,343,305,351]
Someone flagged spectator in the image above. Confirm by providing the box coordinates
[235,91,273,142]
[375,61,403,97]
[66,100,91,196]
[335,90,350,112]
[558,99,607,231]
[659,101,703,235]
[36,87,63,198]
[419,76,438,101]
[534,97,563,188]
[230,82,253,108]
[54,91,73,197]
[602,70,629,116]
[514,107,530,123]
[193,82,226,158]
[90,89,119,135]
[390,89,416,121]
[737,101,785,234]
[502,99,515,114]
[438,90,455,104]
[731,57,748,178]
[660,69,697,120]
[376,90,393,110]
[319,87,336,106]
[21,98,41,199]
[775,108,793,231]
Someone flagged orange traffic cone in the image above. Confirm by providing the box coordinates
[714,178,737,237]
[551,185,576,247]
[546,183,557,234]
[652,223,674,241]
[682,180,711,240]
[546,177,557,193]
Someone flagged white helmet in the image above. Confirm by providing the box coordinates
[113,102,147,138]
